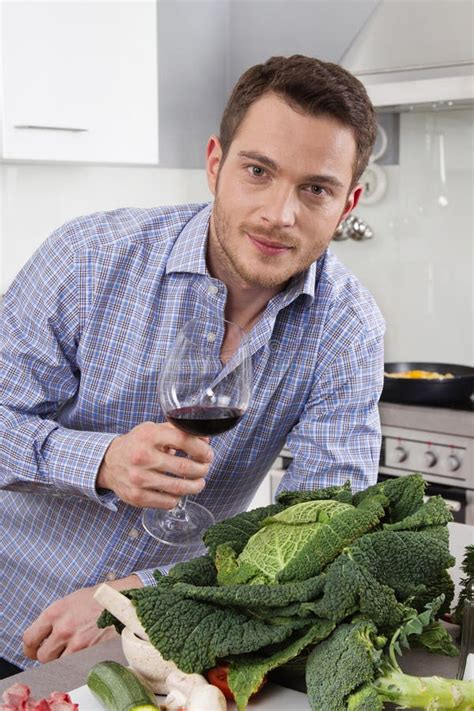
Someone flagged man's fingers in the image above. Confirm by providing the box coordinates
[147,471,206,499]
[23,619,53,660]
[123,487,183,510]
[63,626,117,656]
[154,423,214,463]
[36,638,67,664]
[157,452,210,481]
[99,421,213,508]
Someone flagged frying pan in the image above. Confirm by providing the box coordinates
[381,362,474,407]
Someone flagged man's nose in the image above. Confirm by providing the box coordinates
[260,183,297,228]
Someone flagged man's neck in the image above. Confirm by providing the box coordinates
[206,232,282,333]
[224,283,278,333]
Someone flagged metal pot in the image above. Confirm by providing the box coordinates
[382,362,474,407]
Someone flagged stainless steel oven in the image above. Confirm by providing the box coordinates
[379,402,474,524]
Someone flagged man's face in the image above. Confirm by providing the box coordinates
[206,93,362,289]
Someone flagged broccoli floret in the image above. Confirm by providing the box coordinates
[306,603,474,711]
[346,683,384,710]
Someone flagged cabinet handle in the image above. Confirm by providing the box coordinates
[14,124,88,132]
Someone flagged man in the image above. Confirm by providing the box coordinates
[0,55,384,674]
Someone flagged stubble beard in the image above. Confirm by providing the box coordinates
[211,194,306,290]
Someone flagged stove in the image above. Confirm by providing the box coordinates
[267,402,474,523]
[379,402,474,524]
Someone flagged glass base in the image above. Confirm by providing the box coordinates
[141,501,215,547]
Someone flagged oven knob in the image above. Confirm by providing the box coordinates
[447,454,461,472]
[394,445,408,463]
[424,451,437,468]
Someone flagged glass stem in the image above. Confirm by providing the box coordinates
[168,495,190,522]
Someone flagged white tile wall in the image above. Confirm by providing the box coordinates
[0,164,211,291]
[332,108,474,365]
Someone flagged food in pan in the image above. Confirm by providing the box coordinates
[385,370,454,380]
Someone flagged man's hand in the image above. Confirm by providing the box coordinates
[97,421,213,509]
[23,575,142,663]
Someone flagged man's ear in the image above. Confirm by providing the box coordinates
[206,135,223,196]
[341,183,364,222]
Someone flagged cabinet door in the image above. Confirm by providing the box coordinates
[0,1,158,164]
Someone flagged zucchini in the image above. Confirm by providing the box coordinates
[87,660,161,711]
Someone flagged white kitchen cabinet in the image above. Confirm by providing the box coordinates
[0,1,158,164]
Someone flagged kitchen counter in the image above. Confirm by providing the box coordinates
[1,522,472,705]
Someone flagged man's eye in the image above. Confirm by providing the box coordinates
[248,165,265,177]
[309,184,326,196]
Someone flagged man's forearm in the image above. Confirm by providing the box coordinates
[107,574,143,590]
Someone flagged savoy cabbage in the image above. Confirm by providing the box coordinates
[97,474,465,711]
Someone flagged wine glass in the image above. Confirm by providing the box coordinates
[141,318,252,546]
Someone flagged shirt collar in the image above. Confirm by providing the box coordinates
[166,203,212,276]
[284,260,317,306]
[166,200,318,306]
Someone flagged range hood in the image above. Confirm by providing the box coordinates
[363,74,474,113]
[341,0,474,114]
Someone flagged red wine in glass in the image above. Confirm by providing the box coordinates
[141,318,252,547]
[166,405,245,436]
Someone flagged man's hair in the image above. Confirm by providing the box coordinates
[219,55,377,187]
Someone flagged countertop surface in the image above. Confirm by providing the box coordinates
[1,522,472,706]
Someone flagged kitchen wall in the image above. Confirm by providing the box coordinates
[336,0,474,366]
[331,107,474,366]
[0,163,212,290]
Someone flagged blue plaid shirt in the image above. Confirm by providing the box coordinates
[0,202,384,668]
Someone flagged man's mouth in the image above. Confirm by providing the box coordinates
[247,233,293,256]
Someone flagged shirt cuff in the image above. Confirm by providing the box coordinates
[38,426,120,510]
[134,565,174,587]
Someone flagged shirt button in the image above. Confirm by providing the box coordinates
[208,285,218,296]
[105,572,116,581]
[207,332,217,342]
[128,528,140,539]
